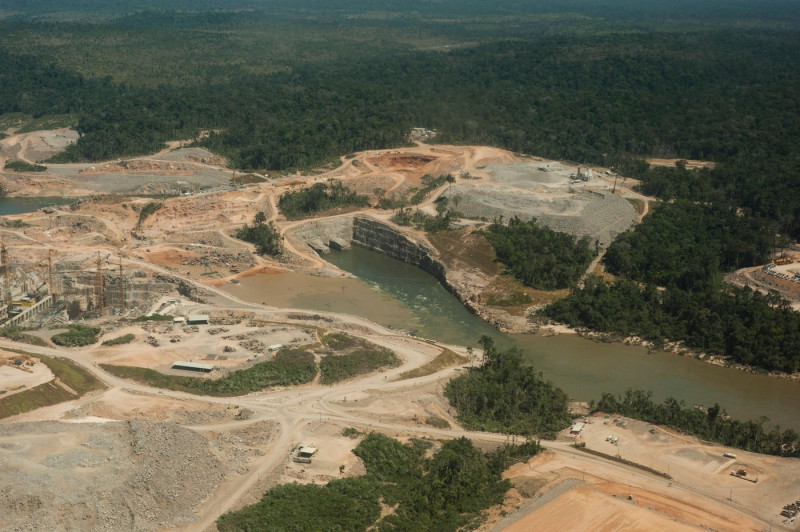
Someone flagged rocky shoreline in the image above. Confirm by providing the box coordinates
[561,326,800,383]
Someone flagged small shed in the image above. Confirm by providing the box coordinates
[268,344,284,352]
[570,422,586,435]
[294,445,318,463]
[171,361,213,373]
[173,317,186,324]
[187,314,209,325]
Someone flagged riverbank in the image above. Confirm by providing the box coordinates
[561,326,800,384]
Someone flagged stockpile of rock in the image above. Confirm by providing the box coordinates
[0,420,227,531]
[444,184,636,247]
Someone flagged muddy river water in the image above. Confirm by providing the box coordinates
[223,245,800,431]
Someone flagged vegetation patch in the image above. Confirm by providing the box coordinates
[626,198,647,216]
[425,415,450,429]
[320,349,400,384]
[407,173,453,205]
[321,331,361,350]
[483,216,596,290]
[595,389,800,457]
[0,326,48,347]
[342,427,363,439]
[0,353,105,419]
[100,348,317,396]
[392,204,458,233]
[133,313,173,322]
[50,325,101,347]
[482,275,570,315]
[235,212,282,256]
[0,219,30,228]
[279,182,369,220]
[397,347,467,380]
[101,333,135,346]
[3,160,46,172]
[320,333,400,384]
[230,173,266,185]
[445,336,572,438]
[486,292,532,307]
[218,432,541,531]
[135,201,163,226]
[427,229,499,276]
[0,380,73,419]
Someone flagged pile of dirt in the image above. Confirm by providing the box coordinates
[444,184,636,247]
[0,420,227,531]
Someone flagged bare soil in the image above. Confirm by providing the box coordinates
[0,132,791,532]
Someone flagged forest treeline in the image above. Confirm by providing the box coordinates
[3,29,800,201]
[604,200,774,288]
[543,277,800,372]
[218,432,541,531]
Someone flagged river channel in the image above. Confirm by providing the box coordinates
[224,246,800,431]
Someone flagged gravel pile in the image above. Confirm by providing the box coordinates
[445,183,636,247]
[0,420,227,532]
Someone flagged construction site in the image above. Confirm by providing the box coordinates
[0,128,799,531]
[0,244,178,327]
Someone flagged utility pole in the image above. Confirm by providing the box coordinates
[118,256,124,313]
[96,252,104,315]
[48,249,56,299]
[1,240,9,304]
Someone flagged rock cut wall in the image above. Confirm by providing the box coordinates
[352,217,449,287]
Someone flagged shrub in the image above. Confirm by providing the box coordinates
[136,201,162,226]
[133,313,173,322]
[235,212,282,255]
[51,325,102,347]
[0,326,48,346]
[102,333,135,346]
[4,160,46,172]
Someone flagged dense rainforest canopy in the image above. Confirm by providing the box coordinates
[3,0,800,442]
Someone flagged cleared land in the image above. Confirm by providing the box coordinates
[0,133,794,532]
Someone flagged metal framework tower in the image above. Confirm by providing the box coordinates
[48,249,56,299]
[118,256,124,313]
[1,241,9,305]
[96,252,104,314]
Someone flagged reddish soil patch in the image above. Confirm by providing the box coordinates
[144,247,199,267]
[367,154,436,170]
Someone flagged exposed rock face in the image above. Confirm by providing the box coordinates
[284,218,353,252]
[352,217,448,284]
[328,238,350,251]
[286,215,536,333]
[352,217,535,333]
[308,240,331,254]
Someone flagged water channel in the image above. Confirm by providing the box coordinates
[0,197,73,216]
[225,245,800,431]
